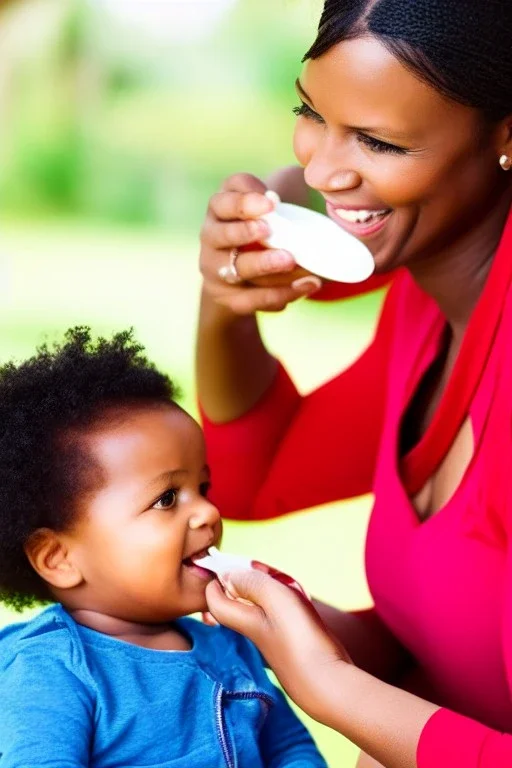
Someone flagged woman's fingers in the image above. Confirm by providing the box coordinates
[207,569,303,632]
[205,571,272,643]
[203,217,270,250]
[233,248,296,279]
[205,579,268,644]
[227,282,316,314]
[209,189,274,222]
[206,568,347,722]
[220,172,268,196]
[208,569,343,656]
[200,172,321,315]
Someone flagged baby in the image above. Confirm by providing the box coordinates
[0,328,326,768]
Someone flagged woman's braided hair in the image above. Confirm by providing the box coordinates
[305,0,512,121]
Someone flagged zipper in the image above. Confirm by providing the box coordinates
[214,686,275,768]
[214,684,235,768]
[226,690,274,709]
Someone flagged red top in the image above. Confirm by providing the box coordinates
[201,212,512,766]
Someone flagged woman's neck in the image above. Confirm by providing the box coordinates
[409,191,512,345]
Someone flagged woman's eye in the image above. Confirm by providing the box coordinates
[199,481,211,498]
[292,101,324,124]
[357,133,407,156]
[153,489,178,510]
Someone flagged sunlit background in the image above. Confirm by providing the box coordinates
[0,1,386,764]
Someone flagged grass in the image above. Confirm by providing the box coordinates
[0,217,385,766]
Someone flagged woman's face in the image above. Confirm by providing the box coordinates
[293,36,508,273]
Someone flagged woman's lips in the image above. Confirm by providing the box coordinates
[326,202,393,238]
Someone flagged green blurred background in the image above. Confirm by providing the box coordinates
[0,0,386,764]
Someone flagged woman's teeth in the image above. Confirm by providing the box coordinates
[334,208,389,224]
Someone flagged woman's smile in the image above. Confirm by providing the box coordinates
[326,201,393,238]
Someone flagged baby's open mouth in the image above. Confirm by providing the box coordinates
[182,548,215,581]
[182,548,210,567]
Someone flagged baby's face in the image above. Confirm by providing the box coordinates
[66,404,221,622]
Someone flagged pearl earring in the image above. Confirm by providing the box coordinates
[499,154,511,171]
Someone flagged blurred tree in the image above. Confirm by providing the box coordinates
[0,0,318,227]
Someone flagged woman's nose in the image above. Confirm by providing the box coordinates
[304,153,361,196]
[188,499,221,530]
[300,132,361,195]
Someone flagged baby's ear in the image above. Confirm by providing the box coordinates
[24,528,84,591]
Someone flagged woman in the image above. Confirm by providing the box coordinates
[197,1,512,766]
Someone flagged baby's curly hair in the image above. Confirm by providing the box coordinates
[0,327,178,611]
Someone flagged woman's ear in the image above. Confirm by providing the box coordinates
[24,528,84,591]
[496,116,512,169]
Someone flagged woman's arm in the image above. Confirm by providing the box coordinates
[201,277,398,520]
[197,291,280,424]
[206,570,512,768]
[197,171,392,424]
[197,172,319,425]
[314,601,411,683]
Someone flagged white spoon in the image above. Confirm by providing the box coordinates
[260,191,375,283]
[194,546,252,576]
[194,546,311,603]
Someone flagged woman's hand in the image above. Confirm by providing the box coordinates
[200,173,322,316]
[205,569,351,723]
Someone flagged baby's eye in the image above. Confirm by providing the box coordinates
[199,481,211,498]
[153,489,178,510]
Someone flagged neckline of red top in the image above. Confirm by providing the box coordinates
[401,208,512,497]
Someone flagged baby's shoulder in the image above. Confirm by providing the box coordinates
[0,604,86,674]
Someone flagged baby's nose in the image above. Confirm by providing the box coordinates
[188,500,221,530]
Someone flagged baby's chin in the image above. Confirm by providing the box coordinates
[166,591,211,623]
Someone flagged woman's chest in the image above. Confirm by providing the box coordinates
[366,316,512,730]
[367,460,512,730]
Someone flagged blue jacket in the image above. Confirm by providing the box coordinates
[0,604,327,767]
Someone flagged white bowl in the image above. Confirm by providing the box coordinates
[260,193,375,283]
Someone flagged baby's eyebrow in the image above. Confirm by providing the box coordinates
[146,466,210,490]
[145,469,186,491]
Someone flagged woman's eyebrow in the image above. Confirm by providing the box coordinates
[295,78,314,105]
[295,77,413,142]
[348,123,412,141]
